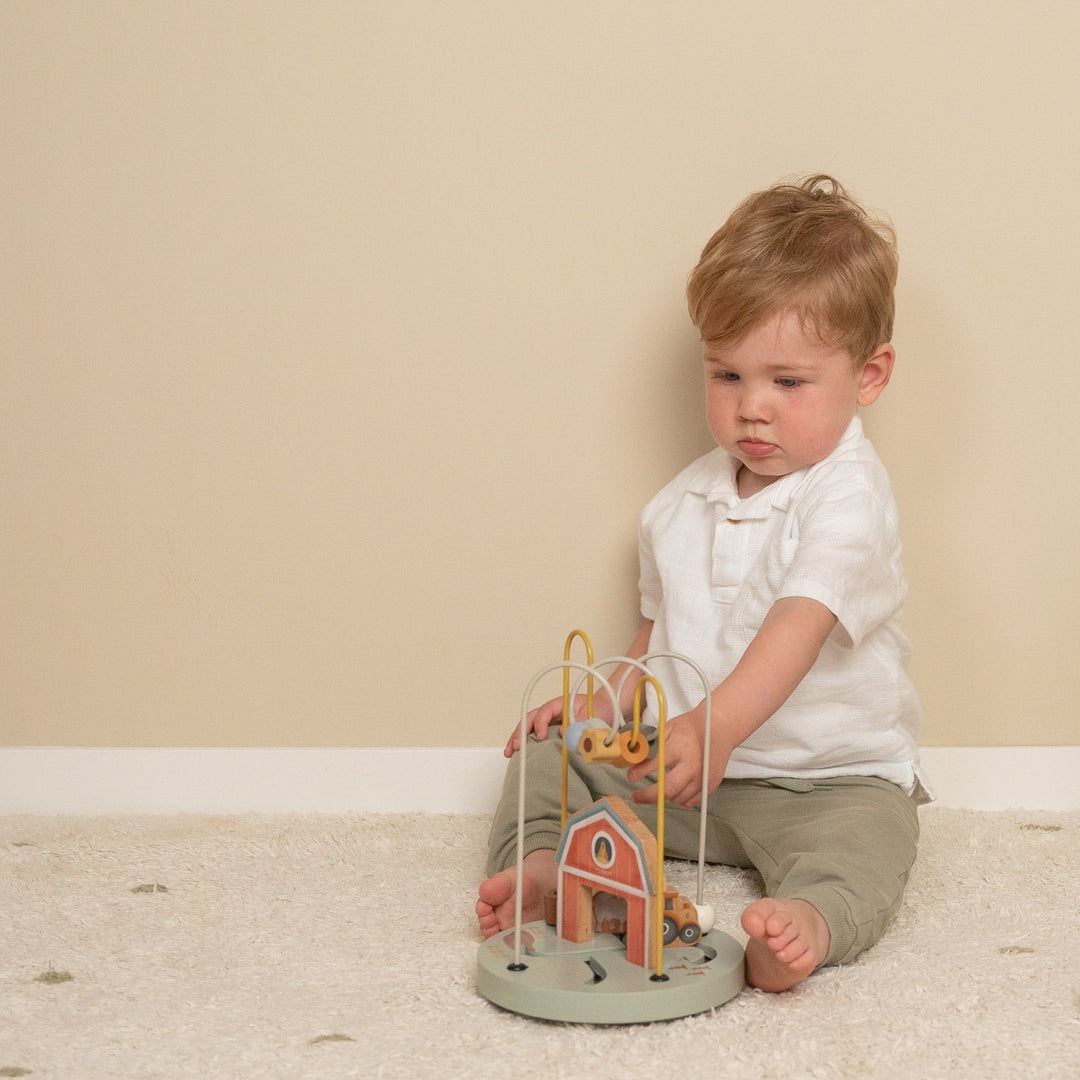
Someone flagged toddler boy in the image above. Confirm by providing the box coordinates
[477,175,931,992]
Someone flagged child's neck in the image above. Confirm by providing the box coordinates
[736,465,782,499]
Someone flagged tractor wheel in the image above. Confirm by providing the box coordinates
[678,921,701,945]
[662,916,678,945]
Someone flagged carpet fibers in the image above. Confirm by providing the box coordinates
[2,807,1078,1079]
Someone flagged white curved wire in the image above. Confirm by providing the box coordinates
[511,661,621,969]
[510,650,718,971]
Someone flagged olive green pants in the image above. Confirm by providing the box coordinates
[485,734,921,967]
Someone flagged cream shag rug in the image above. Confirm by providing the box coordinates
[2,807,1078,1080]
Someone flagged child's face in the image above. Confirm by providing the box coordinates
[702,311,893,496]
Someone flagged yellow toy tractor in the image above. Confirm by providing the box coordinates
[661,889,706,946]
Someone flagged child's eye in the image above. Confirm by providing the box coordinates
[711,370,739,382]
[776,377,801,389]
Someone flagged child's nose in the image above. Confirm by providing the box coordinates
[738,387,771,422]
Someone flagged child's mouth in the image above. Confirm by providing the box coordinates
[738,439,777,458]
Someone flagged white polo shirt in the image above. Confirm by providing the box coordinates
[638,417,929,797]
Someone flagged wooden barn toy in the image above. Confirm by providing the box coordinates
[476,632,745,1024]
[555,795,712,968]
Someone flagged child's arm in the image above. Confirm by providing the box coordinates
[627,596,837,807]
[503,621,654,757]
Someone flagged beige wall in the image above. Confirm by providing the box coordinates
[3,2,1077,748]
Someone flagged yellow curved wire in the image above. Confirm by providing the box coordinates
[624,693,642,755]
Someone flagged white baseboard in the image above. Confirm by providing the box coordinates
[0,748,509,816]
[0,746,1076,815]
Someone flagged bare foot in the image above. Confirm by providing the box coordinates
[741,897,830,992]
[476,849,557,939]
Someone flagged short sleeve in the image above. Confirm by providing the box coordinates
[778,483,906,650]
[637,509,662,621]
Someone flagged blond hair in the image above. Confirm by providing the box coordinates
[686,175,898,364]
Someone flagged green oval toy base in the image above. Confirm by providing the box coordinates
[477,921,745,1025]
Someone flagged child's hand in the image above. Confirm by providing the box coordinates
[627,708,729,808]
[504,696,562,757]
[504,695,598,758]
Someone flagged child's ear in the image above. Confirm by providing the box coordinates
[857,344,895,406]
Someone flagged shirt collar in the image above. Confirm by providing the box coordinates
[686,416,864,517]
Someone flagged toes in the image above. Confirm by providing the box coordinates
[767,924,800,953]
[743,899,825,962]
[740,901,770,940]
[773,939,810,967]
[742,898,828,992]
[742,899,790,942]
[476,902,503,939]
[765,909,811,951]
